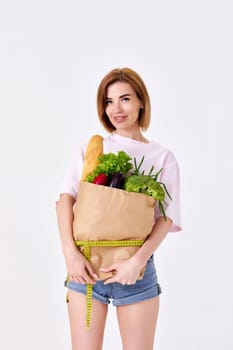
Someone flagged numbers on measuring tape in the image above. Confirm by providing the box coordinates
[86,284,93,329]
[76,240,144,248]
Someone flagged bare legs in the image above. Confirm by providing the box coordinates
[67,291,159,350]
[67,290,108,350]
[116,296,160,350]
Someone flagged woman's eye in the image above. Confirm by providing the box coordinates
[106,100,112,105]
[121,97,130,102]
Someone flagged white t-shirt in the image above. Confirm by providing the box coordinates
[59,133,182,233]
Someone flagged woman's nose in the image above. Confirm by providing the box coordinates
[112,101,122,113]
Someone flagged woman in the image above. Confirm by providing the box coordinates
[56,67,181,350]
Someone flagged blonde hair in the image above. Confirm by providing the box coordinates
[97,67,151,132]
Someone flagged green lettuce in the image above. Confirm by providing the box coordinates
[85,151,133,183]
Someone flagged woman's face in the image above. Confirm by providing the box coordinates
[105,82,142,133]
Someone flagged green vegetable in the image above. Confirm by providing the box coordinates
[123,175,166,201]
[145,180,165,201]
[123,156,172,221]
[123,174,151,193]
[86,151,133,183]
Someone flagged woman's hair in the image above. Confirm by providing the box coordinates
[97,67,151,132]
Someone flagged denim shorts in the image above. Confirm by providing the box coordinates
[65,255,161,306]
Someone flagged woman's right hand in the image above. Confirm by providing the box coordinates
[64,248,98,284]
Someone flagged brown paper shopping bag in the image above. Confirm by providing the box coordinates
[73,181,156,280]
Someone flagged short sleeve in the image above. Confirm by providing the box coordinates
[57,144,86,201]
[155,151,182,232]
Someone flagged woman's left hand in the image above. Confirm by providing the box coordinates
[100,256,146,285]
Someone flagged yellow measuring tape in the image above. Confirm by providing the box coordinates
[66,239,144,329]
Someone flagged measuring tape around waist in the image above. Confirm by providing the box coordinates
[66,239,144,329]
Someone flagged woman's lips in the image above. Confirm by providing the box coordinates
[114,115,127,122]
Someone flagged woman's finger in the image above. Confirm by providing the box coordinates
[85,263,98,279]
[83,273,96,284]
[77,276,86,284]
[100,264,116,273]
[70,274,86,284]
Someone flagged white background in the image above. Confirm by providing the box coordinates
[0,1,233,349]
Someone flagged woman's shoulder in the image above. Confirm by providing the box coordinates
[145,139,176,159]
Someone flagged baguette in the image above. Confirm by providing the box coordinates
[81,134,103,181]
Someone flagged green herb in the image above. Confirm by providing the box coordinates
[123,156,172,220]
[86,151,133,183]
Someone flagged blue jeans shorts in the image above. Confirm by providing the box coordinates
[65,255,161,306]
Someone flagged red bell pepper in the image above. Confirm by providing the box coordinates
[93,173,108,185]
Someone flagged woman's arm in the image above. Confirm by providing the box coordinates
[56,194,97,284]
[133,216,172,266]
[56,194,76,253]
